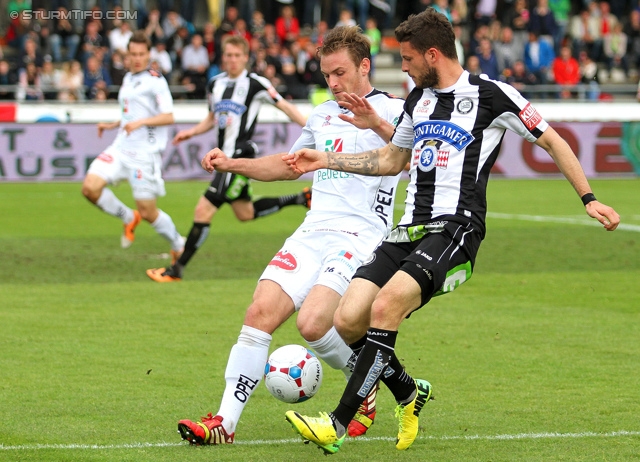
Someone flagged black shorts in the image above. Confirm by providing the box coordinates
[203,141,257,208]
[353,220,482,308]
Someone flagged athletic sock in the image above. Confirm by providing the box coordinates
[382,353,416,403]
[150,210,182,249]
[306,327,354,379]
[177,222,210,266]
[347,335,415,401]
[253,193,304,219]
[217,325,272,434]
[331,328,398,430]
[95,188,133,223]
[345,335,367,376]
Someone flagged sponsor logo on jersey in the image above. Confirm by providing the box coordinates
[456,97,474,114]
[413,121,474,151]
[322,115,331,127]
[338,250,353,259]
[326,250,357,273]
[519,103,542,130]
[134,169,143,179]
[215,100,247,115]
[97,152,113,163]
[392,116,399,126]
[416,98,432,114]
[436,149,449,169]
[315,170,354,182]
[324,138,343,152]
[268,250,298,271]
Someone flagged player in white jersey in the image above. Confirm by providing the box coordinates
[146,35,309,283]
[81,31,184,257]
[284,9,621,455]
[176,26,405,446]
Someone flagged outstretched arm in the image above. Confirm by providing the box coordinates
[535,127,620,231]
[124,112,174,135]
[337,92,396,142]
[172,112,215,145]
[202,148,302,181]
[283,142,411,176]
[275,98,307,127]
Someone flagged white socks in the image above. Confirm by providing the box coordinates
[96,188,133,224]
[217,325,272,434]
[307,326,354,379]
[150,209,183,250]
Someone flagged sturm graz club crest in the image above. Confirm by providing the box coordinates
[456,97,474,114]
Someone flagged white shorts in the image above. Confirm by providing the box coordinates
[87,146,166,200]
[259,220,385,310]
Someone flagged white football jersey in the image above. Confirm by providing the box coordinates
[290,89,405,236]
[112,69,174,152]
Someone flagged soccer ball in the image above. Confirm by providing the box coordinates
[264,344,323,403]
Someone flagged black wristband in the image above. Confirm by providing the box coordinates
[581,193,597,206]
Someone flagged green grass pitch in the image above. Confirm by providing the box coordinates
[0,178,639,462]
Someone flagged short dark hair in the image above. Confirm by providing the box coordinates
[222,35,250,55]
[128,30,152,50]
[395,8,457,60]
[318,25,371,69]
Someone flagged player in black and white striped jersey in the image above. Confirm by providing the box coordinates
[284,8,620,455]
[147,35,308,283]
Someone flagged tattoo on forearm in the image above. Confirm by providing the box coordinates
[327,149,380,174]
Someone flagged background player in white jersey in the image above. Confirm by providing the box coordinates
[284,9,621,455]
[146,36,309,283]
[82,31,184,257]
[176,26,405,446]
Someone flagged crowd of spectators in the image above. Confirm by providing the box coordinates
[1,0,640,102]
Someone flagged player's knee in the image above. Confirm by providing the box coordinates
[369,292,403,327]
[236,213,254,222]
[296,315,326,342]
[194,200,216,222]
[81,183,100,203]
[333,310,364,344]
[244,300,291,334]
[138,208,156,222]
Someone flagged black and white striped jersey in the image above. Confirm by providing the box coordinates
[206,69,282,157]
[391,70,549,237]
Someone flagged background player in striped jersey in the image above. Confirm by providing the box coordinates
[82,31,184,257]
[176,26,406,446]
[147,36,309,283]
[284,8,620,455]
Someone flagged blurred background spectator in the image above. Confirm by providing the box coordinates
[17,60,43,101]
[0,58,18,99]
[0,0,638,104]
[552,44,580,98]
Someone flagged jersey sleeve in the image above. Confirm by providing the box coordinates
[288,113,317,153]
[250,73,284,104]
[154,75,174,114]
[206,77,216,113]
[383,97,405,125]
[390,109,414,149]
[489,78,548,142]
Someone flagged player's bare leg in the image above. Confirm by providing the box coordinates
[82,173,140,247]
